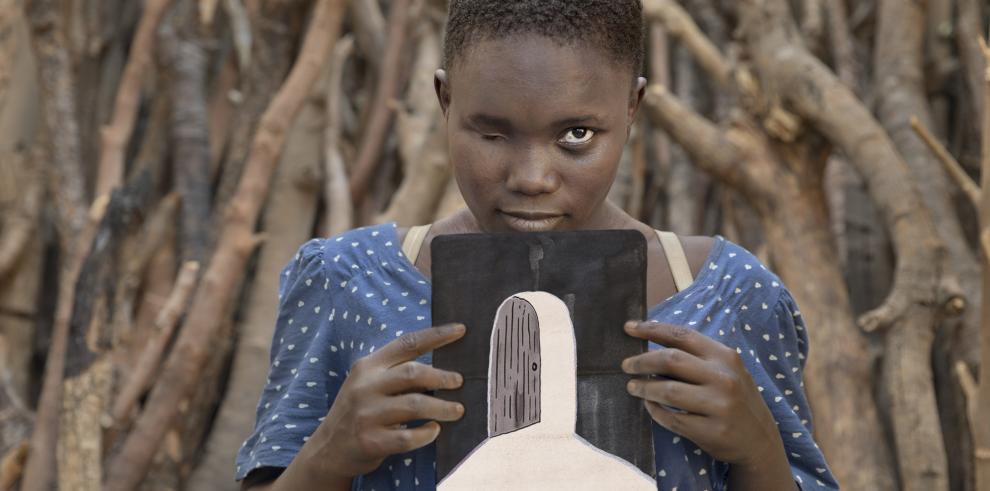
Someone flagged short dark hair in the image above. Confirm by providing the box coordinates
[443,0,645,77]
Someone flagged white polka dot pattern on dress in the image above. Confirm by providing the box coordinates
[234,226,838,491]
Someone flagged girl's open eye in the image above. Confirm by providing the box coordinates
[559,127,595,146]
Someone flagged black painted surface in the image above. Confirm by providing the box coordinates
[431,230,653,481]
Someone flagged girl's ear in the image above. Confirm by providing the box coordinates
[627,76,648,124]
[435,69,452,119]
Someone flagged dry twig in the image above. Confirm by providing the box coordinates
[95,0,172,199]
[911,117,982,211]
[325,36,355,235]
[110,261,200,424]
[349,0,412,205]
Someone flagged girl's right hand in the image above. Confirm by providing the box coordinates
[299,323,467,482]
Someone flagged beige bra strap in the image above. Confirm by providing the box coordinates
[656,230,694,292]
[402,224,432,264]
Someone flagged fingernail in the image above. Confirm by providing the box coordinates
[456,404,465,415]
[624,321,638,331]
[621,359,632,373]
[454,373,464,385]
[626,380,639,393]
[445,323,465,334]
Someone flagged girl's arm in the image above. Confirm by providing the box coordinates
[726,432,798,490]
[242,325,466,490]
[240,460,351,491]
[623,321,798,490]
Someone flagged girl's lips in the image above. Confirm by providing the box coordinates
[498,211,566,232]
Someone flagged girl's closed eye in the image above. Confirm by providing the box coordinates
[558,127,596,147]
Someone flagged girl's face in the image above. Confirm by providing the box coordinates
[436,34,646,233]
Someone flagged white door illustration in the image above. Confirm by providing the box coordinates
[438,292,656,490]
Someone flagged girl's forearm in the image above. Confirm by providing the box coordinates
[727,433,799,491]
[246,451,352,491]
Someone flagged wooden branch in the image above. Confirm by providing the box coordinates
[0,330,33,491]
[378,23,447,226]
[110,261,200,425]
[95,0,172,199]
[224,0,251,70]
[608,123,636,210]
[213,3,296,213]
[58,183,146,491]
[104,2,347,489]
[642,0,730,87]
[118,223,176,382]
[352,0,386,74]
[643,0,801,142]
[395,22,442,171]
[208,56,238,174]
[325,36,355,236]
[348,0,412,205]
[801,0,823,45]
[976,32,990,491]
[199,0,219,26]
[162,12,213,263]
[21,0,91,487]
[911,116,982,211]
[874,0,971,323]
[822,0,858,90]
[0,154,40,280]
[111,192,180,344]
[925,0,956,90]
[956,360,981,466]
[957,0,985,109]
[379,127,449,226]
[642,84,761,196]
[627,117,648,220]
[128,91,171,188]
[643,24,671,226]
[0,442,28,491]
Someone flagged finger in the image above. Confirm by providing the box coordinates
[378,361,464,394]
[621,348,714,384]
[376,323,466,367]
[643,400,709,438]
[374,393,465,425]
[624,321,722,359]
[627,378,714,415]
[376,421,443,456]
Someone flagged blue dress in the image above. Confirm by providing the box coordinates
[234,223,839,490]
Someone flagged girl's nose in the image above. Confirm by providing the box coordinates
[505,149,561,196]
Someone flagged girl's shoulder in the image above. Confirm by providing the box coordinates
[304,223,404,267]
[654,237,791,322]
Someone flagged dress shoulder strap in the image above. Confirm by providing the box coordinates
[402,224,433,265]
[655,230,694,292]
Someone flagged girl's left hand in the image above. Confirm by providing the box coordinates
[621,321,786,470]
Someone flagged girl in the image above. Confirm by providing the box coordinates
[236,1,838,490]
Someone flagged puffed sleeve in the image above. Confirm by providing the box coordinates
[234,239,342,482]
[731,288,839,489]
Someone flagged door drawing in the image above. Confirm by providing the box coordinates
[438,292,656,490]
[488,296,540,437]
